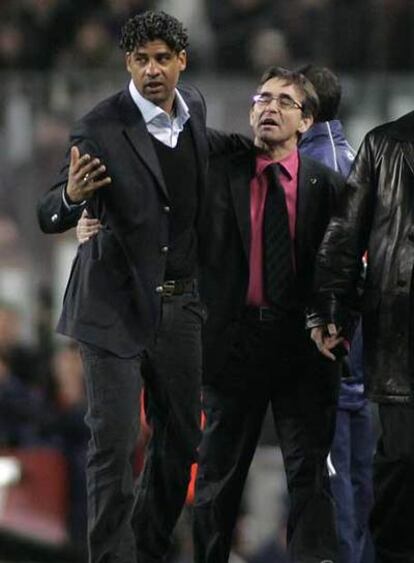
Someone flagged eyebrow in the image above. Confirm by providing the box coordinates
[259,91,294,98]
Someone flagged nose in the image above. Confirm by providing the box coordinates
[267,97,281,110]
[146,59,160,76]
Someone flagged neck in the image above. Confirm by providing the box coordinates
[163,100,174,115]
[255,137,298,161]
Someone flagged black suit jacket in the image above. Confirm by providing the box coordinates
[199,131,345,382]
[37,84,208,357]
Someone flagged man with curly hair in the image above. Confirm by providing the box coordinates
[37,11,208,563]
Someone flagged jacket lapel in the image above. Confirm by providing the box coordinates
[229,153,255,261]
[295,156,316,268]
[119,90,169,199]
[187,99,208,193]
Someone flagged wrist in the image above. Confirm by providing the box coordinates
[65,187,77,204]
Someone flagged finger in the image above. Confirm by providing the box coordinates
[310,327,323,345]
[325,335,345,350]
[82,177,112,195]
[88,164,107,183]
[83,219,101,227]
[77,158,102,181]
[84,222,100,233]
[312,336,335,360]
[71,150,92,176]
[70,146,80,169]
[79,166,107,188]
[327,323,338,336]
[319,346,336,361]
[86,228,100,238]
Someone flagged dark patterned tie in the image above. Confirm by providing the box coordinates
[263,163,295,307]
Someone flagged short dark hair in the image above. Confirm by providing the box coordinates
[298,64,341,122]
[258,66,319,120]
[119,11,189,54]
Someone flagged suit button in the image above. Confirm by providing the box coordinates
[51,213,58,223]
[163,206,171,213]
[161,246,169,254]
[155,285,164,294]
[397,279,407,287]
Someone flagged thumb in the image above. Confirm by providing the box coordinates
[81,209,89,218]
[310,326,323,344]
[70,145,80,167]
[327,323,338,337]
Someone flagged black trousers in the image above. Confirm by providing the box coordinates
[193,312,340,563]
[79,292,203,563]
[370,403,414,563]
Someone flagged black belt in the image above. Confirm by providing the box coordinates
[244,306,280,322]
[159,278,197,297]
[244,306,301,323]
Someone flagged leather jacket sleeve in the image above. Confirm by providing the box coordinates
[313,131,377,324]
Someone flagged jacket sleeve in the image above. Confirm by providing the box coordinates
[207,128,253,156]
[37,120,101,234]
[313,131,377,324]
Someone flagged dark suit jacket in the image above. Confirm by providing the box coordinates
[37,84,208,357]
[199,130,345,382]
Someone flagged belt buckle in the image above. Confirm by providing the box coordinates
[259,307,273,322]
[259,307,267,321]
[163,280,176,297]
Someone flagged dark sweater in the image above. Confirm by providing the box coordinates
[151,123,198,280]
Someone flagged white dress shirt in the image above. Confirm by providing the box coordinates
[128,79,190,148]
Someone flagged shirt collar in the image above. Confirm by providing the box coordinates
[255,148,299,180]
[128,79,190,126]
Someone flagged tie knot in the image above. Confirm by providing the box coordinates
[265,162,282,189]
[266,162,280,174]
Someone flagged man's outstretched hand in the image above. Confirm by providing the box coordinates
[66,146,112,203]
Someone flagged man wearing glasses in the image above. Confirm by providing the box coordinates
[193,67,344,563]
[75,66,344,562]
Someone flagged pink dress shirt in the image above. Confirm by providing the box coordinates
[246,149,299,307]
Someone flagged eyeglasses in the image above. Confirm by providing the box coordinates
[252,93,303,111]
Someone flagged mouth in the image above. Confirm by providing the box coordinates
[259,116,279,128]
[144,82,164,93]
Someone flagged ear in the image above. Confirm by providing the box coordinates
[177,49,187,71]
[298,114,314,135]
[125,52,132,74]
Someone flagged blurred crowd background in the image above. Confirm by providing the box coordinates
[0,0,413,561]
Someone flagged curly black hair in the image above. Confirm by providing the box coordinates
[119,11,189,54]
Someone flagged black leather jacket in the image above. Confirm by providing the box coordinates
[313,111,414,403]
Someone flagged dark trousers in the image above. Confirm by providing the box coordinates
[193,313,340,563]
[330,404,375,563]
[370,403,414,563]
[79,292,203,563]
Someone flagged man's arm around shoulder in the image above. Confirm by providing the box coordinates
[207,128,253,157]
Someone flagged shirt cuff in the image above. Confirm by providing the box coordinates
[62,187,85,210]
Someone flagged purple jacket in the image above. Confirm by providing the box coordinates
[299,120,355,178]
